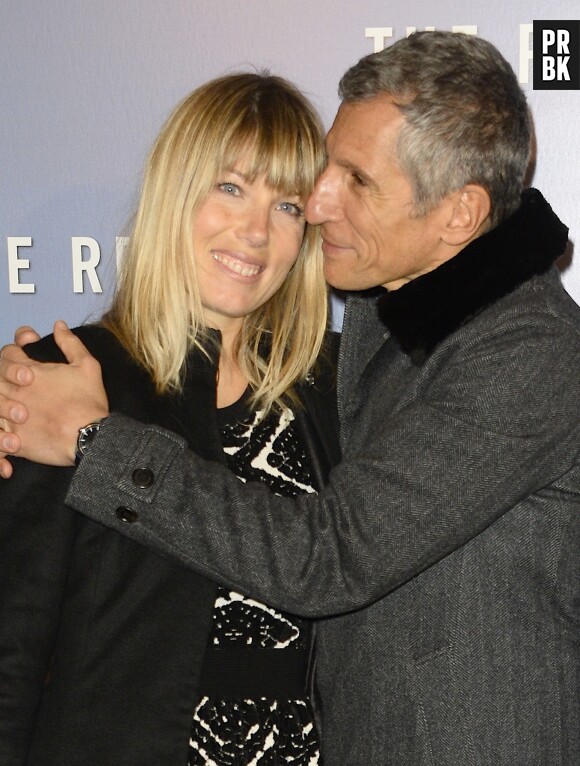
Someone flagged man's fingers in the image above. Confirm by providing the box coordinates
[14,325,41,347]
[0,428,20,453]
[0,343,32,425]
[0,393,28,424]
[0,344,31,365]
[0,415,21,477]
[0,345,34,386]
[53,321,95,367]
[0,457,15,479]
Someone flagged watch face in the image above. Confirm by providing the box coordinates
[78,422,101,455]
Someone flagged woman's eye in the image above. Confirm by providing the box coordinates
[278,201,304,217]
[217,182,240,195]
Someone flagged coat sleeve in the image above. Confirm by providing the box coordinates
[64,310,580,618]
[0,460,77,764]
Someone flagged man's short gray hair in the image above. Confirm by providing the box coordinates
[339,31,531,227]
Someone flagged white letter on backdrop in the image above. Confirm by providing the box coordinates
[452,26,477,35]
[365,27,393,53]
[115,236,129,270]
[7,237,35,293]
[519,24,533,84]
[72,237,102,294]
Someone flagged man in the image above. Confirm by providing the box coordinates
[0,32,578,764]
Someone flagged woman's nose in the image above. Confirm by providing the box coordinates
[237,205,269,247]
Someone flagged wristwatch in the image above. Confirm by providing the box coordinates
[75,418,107,465]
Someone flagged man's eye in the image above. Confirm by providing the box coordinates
[352,173,366,187]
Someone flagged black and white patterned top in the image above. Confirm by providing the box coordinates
[188,393,320,766]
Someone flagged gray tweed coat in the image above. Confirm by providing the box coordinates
[67,190,580,765]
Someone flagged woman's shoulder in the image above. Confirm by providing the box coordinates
[26,323,141,372]
[26,324,151,402]
[24,323,119,363]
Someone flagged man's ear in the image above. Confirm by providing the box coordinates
[442,185,491,247]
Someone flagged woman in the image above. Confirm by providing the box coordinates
[0,73,339,765]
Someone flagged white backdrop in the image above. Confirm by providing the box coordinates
[2,0,579,344]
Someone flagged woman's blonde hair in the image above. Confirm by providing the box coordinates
[103,73,328,412]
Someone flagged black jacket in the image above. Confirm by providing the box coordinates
[0,324,339,766]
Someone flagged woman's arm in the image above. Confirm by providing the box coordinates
[0,460,79,759]
[0,329,84,756]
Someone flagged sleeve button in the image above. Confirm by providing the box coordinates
[116,507,139,524]
[131,467,154,488]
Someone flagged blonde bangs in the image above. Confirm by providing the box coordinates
[218,110,324,200]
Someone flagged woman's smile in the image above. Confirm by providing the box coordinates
[211,250,265,279]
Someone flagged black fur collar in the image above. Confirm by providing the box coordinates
[377,188,568,362]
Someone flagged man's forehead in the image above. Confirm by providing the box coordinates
[325,98,403,166]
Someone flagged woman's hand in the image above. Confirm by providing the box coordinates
[0,321,109,476]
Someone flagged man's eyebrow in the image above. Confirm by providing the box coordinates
[325,139,375,188]
[340,159,377,189]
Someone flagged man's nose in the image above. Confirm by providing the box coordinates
[305,168,342,226]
